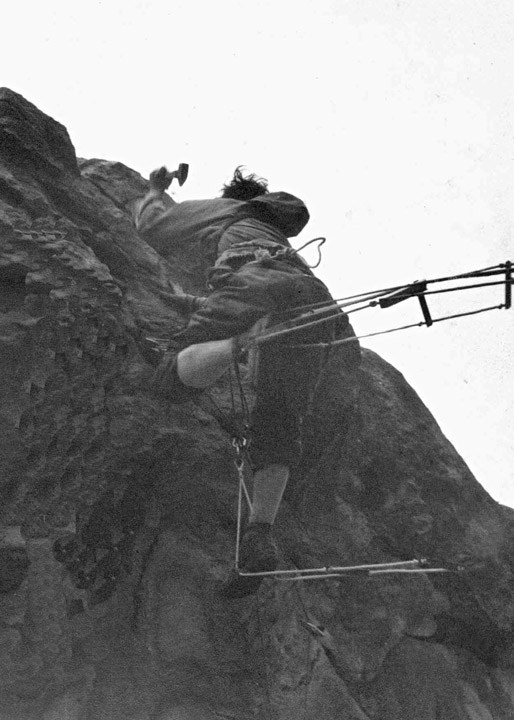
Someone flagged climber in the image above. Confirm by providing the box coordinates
[134,165,358,598]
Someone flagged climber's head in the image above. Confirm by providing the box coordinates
[220,166,269,200]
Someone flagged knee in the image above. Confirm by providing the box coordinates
[151,351,203,403]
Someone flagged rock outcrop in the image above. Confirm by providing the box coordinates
[0,87,513,720]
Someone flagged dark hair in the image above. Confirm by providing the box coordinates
[220,166,269,200]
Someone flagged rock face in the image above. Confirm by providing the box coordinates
[0,87,513,720]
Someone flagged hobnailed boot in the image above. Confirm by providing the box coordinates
[220,523,278,599]
[239,523,279,572]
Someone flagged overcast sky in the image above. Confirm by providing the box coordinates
[3,0,514,506]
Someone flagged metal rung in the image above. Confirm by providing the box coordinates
[236,558,450,580]
[276,568,449,581]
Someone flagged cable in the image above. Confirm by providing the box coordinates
[265,263,510,323]
[288,304,505,349]
[426,264,506,284]
[251,272,513,347]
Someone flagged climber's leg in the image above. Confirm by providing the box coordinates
[176,338,235,389]
[176,319,261,389]
[220,333,317,598]
[220,465,289,599]
[238,464,289,575]
[249,464,289,525]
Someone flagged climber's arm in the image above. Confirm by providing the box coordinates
[133,165,187,235]
[133,194,175,236]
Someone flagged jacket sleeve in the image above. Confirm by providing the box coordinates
[132,189,177,236]
[247,192,310,237]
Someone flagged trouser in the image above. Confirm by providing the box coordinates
[153,257,349,469]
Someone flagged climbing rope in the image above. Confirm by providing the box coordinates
[232,438,252,571]
[291,302,505,352]
[248,261,513,349]
[194,345,256,573]
[289,235,327,268]
[192,342,252,443]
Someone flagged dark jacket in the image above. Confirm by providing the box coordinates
[133,190,310,268]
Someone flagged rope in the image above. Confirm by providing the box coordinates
[192,349,252,447]
[269,286,405,323]
[228,348,254,572]
[422,280,510,297]
[292,236,326,269]
[194,393,243,439]
[233,444,252,571]
[262,262,509,323]
[237,254,509,347]
[248,263,513,348]
[253,303,369,347]
[427,263,508,284]
[191,359,253,574]
[230,347,251,431]
[288,303,506,350]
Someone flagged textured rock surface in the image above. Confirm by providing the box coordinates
[0,87,513,720]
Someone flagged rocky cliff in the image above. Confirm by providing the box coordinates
[0,88,513,720]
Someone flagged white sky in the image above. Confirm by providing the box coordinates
[3,0,514,506]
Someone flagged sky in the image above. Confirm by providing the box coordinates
[3,0,514,506]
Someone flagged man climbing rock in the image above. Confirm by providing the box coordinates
[134,165,359,597]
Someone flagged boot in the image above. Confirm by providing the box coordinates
[220,523,278,599]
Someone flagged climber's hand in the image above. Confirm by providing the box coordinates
[149,166,174,192]
[163,293,207,314]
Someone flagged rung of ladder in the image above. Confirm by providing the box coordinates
[237,558,449,579]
